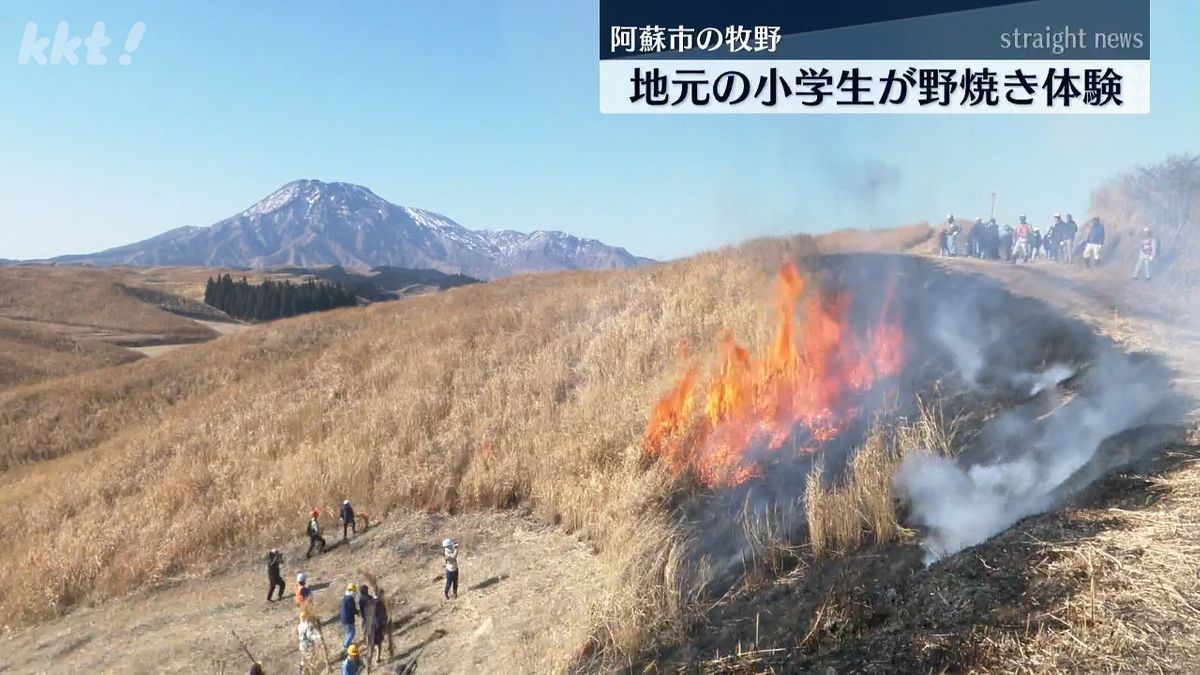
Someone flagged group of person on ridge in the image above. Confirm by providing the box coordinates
[938,213,1160,280]
[301,499,359,559]
[249,499,463,674]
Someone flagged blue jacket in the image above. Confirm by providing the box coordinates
[1086,220,1106,244]
[340,593,357,625]
[340,502,354,523]
[342,657,360,675]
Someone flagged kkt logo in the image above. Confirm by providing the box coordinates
[18,21,145,66]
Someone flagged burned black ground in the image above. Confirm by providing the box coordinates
[638,255,1193,673]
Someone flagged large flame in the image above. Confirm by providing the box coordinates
[643,263,904,487]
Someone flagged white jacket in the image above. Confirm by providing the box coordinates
[298,619,321,652]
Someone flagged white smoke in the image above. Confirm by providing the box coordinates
[1013,363,1075,397]
[894,351,1168,564]
[932,306,985,386]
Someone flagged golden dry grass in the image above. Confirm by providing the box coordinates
[802,399,959,558]
[0,317,140,388]
[0,265,219,341]
[961,428,1200,675]
[0,237,847,662]
[810,223,932,254]
[0,228,938,668]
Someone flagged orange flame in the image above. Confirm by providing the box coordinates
[643,263,905,488]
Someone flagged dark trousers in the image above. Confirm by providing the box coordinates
[268,574,285,601]
[343,520,356,539]
[444,569,459,599]
[306,534,326,558]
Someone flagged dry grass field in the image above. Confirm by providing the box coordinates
[0,227,931,663]
[0,265,222,342]
[0,317,140,388]
[0,237,838,662]
[8,218,1200,672]
[0,265,315,389]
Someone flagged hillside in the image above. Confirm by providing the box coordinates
[269,264,481,300]
[646,253,1200,672]
[49,180,655,278]
[1089,154,1200,289]
[0,317,140,388]
[0,263,485,390]
[0,265,222,345]
[0,239,787,666]
[2,221,1197,673]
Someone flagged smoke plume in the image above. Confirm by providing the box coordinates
[897,280,1182,563]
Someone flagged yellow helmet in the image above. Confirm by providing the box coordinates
[346,583,357,592]
[347,644,360,657]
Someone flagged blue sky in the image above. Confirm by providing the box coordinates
[1,0,1197,261]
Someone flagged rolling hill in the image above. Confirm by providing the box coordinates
[4,214,1196,673]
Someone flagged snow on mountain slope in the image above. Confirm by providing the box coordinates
[52,180,655,278]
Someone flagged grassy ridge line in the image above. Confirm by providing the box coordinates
[0,239,821,654]
[0,228,928,662]
[0,266,218,341]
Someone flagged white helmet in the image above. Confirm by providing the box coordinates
[1053,212,1061,218]
[946,213,954,221]
[297,572,307,584]
[343,499,350,505]
[442,538,454,549]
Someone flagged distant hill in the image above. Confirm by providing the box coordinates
[51,180,655,279]
[271,265,480,301]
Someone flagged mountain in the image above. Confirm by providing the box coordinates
[52,180,655,278]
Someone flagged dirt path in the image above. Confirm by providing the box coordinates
[128,320,249,357]
[0,512,602,674]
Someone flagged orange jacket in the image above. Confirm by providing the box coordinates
[295,584,311,607]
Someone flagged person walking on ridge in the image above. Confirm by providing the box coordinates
[297,609,325,674]
[295,572,312,608]
[340,583,359,654]
[1133,227,1159,280]
[306,509,326,558]
[340,499,356,541]
[267,548,286,601]
[1082,217,1106,268]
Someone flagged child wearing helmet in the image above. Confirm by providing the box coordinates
[340,499,356,540]
[343,642,362,675]
[306,509,326,558]
[297,609,324,674]
[1012,215,1033,263]
[442,538,459,600]
[340,584,359,653]
[294,572,312,607]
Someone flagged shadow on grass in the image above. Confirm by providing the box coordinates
[468,574,508,591]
